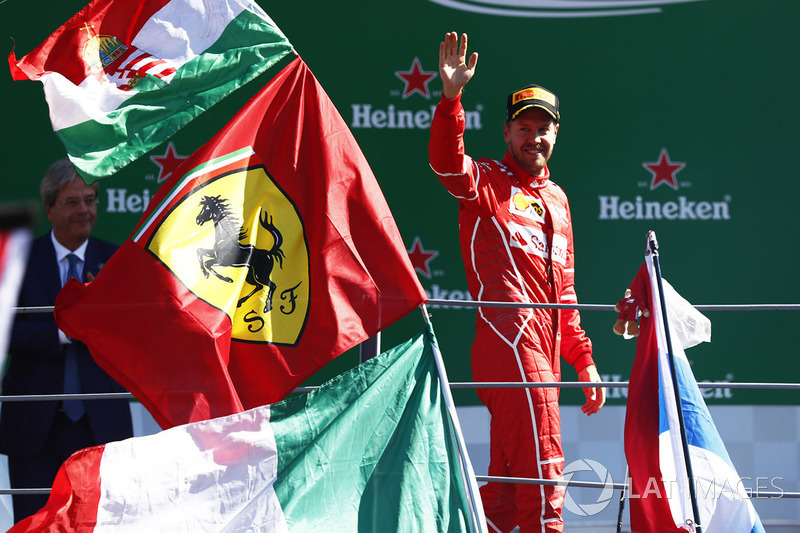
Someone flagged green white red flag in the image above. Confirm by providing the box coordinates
[8,327,483,532]
[54,56,427,429]
[9,0,293,182]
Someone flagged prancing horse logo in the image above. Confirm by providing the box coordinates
[195,195,286,313]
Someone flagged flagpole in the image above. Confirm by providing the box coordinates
[616,465,628,533]
[648,232,703,533]
[419,304,488,533]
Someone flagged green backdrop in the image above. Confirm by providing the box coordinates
[1,0,797,406]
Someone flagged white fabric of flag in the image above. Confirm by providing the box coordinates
[10,0,293,181]
[9,326,484,532]
[645,252,765,533]
[0,226,32,366]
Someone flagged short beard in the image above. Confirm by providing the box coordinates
[511,146,548,176]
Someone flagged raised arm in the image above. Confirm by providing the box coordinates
[439,32,478,100]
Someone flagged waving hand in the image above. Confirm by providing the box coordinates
[439,32,478,100]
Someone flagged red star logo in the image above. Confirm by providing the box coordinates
[395,57,437,99]
[150,142,188,183]
[643,148,685,190]
[407,236,438,278]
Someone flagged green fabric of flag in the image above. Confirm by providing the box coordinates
[9,0,294,182]
[9,326,480,532]
[272,325,475,531]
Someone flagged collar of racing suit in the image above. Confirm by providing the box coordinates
[501,150,551,190]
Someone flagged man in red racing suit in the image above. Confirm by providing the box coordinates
[428,32,605,532]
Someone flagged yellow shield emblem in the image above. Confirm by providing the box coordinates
[147,164,309,345]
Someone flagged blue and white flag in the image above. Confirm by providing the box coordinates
[624,240,764,532]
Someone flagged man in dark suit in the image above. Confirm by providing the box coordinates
[0,158,133,522]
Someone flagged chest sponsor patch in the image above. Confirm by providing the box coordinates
[508,221,567,266]
[509,186,546,223]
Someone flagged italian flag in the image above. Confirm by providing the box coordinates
[9,328,484,532]
[9,0,293,182]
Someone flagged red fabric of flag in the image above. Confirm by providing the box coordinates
[55,56,427,429]
[623,263,685,533]
[8,445,106,533]
[8,0,171,83]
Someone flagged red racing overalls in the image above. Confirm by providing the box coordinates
[429,94,595,532]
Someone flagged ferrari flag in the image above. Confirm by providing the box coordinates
[8,0,293,182]
[9,328,480,533]
[55,56,427,429]
[624,243,764,532]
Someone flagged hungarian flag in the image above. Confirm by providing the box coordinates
[624,238,764,532]
[0,207,35,364]
[8,0,293,182]
[8,328,484,532]
[55,56,427,429]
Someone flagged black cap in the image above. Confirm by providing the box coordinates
[506,84,560,122]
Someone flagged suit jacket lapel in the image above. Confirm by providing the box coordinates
[84,238,105,280]
[29,233,62,303]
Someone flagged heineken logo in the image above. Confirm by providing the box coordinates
[146,163,310,346]
[598,195,731,221]
[598,148,732,221]
[350,57,483,131]
[394,57,437,99]
[406,236,439,279]
[643,148,685,190]
[150,142,189,184]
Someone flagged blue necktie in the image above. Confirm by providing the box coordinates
[63,254,85,421]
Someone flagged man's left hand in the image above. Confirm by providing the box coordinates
[578,364,605,415]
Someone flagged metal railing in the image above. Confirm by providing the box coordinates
[1,379,798,498]
[4,300,799,510]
